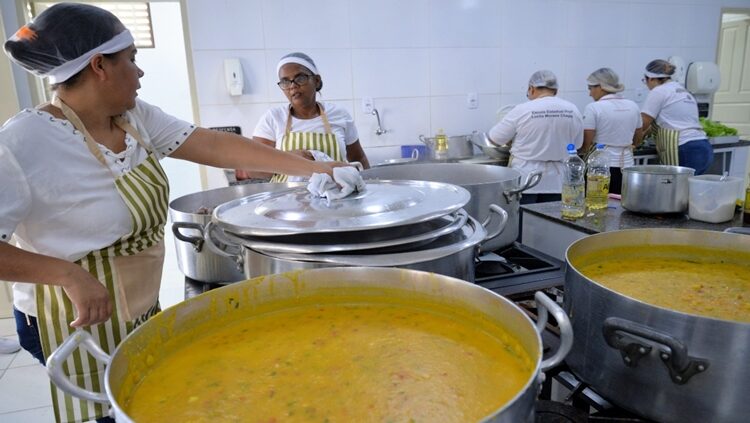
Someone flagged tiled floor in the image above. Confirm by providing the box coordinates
[0,225,187,422]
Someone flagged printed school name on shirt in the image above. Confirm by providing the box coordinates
[530,109,576,119]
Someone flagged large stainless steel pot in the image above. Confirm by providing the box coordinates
[419,133,476,160]
[564,229,750,423]
[621,165,695,214]
[238,215,488,281]
[46,267,572,422]
[168,183,300,283]
[362,163,541,251]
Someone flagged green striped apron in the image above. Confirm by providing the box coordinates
[270,103,343,183]
[654,125,681,166]
[39,97,169,423]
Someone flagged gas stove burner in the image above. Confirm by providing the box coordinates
[475,259,515,277]
[474,242,566,297]
[536,400,588,422]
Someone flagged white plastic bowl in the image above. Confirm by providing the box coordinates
[688,175,742,223]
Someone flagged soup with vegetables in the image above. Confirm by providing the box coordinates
[125,301,534,422]
[575,245,750,322]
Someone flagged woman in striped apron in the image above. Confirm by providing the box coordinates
[639,59,714,175]
[236,52,370,182]
[1,5,349,422]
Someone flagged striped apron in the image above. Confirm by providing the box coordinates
[654,125,681,166]
[270,103,343,183]
[39,97,168,423]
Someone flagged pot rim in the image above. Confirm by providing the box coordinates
[565,228,750,326]
[621,165,696,175]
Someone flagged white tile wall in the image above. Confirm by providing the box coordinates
[183,0,750,186]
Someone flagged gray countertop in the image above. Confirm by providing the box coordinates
[521,199,746,235]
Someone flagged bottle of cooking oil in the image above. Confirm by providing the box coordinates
[743,174,750,225]
[435,129,448,160]
[585,144,610,210]
[561,144,586,219]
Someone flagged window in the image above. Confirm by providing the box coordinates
[31,2,155,48]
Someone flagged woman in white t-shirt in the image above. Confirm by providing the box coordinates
[581,68,643,194]
[236,52,370,182]
[0,5,347,422]
[488,70,583,204]
[640,59,713,174]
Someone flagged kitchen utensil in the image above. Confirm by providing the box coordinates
[621,165,695,213]
[688,175,742,223]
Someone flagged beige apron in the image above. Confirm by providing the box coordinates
[654,125,681,166]
[270,103,343,183]
[37,97,169,423]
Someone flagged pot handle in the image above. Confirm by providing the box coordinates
[602,317,709,385]
[535,291,573,371]
[724,227,750,236]
[172,221,205,252]
[481,204,509,242]
[203,221,245,271]
[47,330,111,405]
[504,171,543,203]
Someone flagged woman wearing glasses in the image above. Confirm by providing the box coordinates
[237,52,370,182]
[640,59,713,174]
[581,68,642,194]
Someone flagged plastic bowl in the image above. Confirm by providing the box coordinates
[688,175,743,223]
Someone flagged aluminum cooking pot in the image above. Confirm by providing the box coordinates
[362,163,541,251]
[564,229,750,423]
[470,131,511,163]
[419,133,476,160]
[46,267,572,422]
[621,165,695,214]
[168,183,301,283]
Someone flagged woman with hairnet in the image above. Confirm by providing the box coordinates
[488,70,584,204]
[0,4,350,422]
[235,51,370,182]
[582,68,643,194]
[640,59,713,174]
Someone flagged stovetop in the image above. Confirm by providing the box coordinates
[474,242,566,297]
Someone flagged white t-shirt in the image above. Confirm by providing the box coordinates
[0,99,196,316]
[253,102,359,159]
[489,96,583,161]
[641,81,706,145]
[488,96,583,193]
[583,94,642,168]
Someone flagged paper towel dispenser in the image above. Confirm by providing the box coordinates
[686,62,721,94]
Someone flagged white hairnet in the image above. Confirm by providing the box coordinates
[528,70,558,89]
[587,68,624,93]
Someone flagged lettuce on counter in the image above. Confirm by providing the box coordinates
[700,117,738,137]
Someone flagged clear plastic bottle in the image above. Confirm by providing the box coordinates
[585,143,611,210]
[434,129,448,160]
[743,173,750,225]
[561,143,586,219]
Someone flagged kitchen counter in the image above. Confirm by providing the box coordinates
[521,199,746,260]
[633,138,750,156]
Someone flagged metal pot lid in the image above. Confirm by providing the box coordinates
[250,215,487,266]
[220,210,469,254]
[213,180,471,236]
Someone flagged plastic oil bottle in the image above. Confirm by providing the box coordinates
[561,143,586,219]
[435,129,449,160]
[585,144,610,210]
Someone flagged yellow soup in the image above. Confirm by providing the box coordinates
[125,302,534,423]
[575,245,750,322]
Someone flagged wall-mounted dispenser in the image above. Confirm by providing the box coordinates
[224,58,244,96]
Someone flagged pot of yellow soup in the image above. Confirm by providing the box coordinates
[564,229,750,423]
[46,267,572,422]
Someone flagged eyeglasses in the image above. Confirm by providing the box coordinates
[641,76,650,84]
[587,84,599,90]
[277,73,313,90]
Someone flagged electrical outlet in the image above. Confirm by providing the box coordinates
[362,97,374,114]
[467,93,478,109]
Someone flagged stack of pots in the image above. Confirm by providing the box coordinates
[207,180,506,282]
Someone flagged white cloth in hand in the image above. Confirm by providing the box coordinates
[307,173,337,197]
[306,166,365,200]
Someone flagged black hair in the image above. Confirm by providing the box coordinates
[4,3,124,88]
[645,59,675,81]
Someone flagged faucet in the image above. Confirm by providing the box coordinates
[371,108,387,135]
